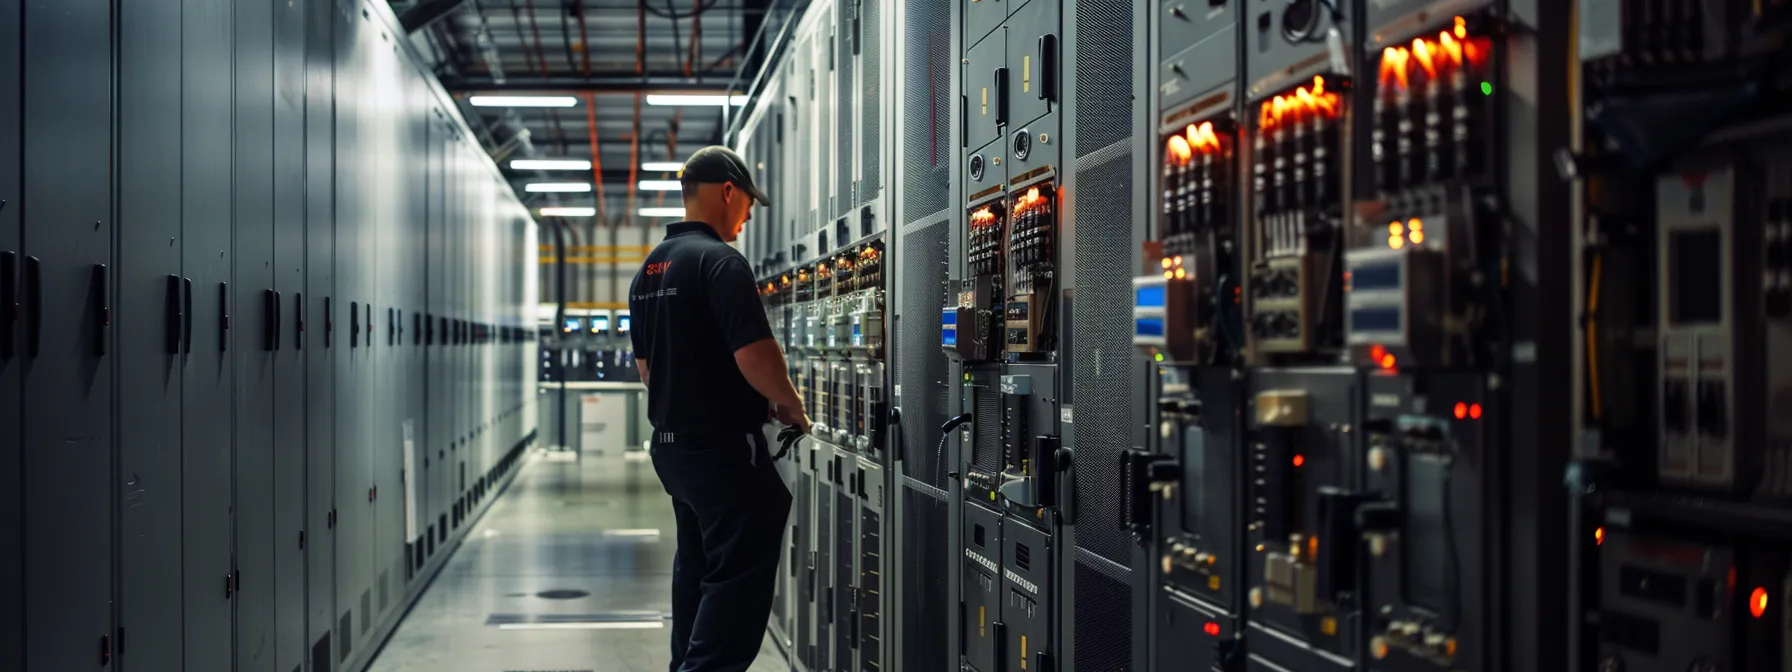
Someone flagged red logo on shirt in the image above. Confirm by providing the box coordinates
[644,261,672,276]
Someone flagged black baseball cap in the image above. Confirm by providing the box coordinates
[679,145,772,207]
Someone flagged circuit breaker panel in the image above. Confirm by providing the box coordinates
[1566,2,1792,670]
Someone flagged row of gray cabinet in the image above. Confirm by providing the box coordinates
[0,1,540,671]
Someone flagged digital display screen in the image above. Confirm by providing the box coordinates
[1350,307,1402,333]
[942,326,958,346]
[1134,317,1165,338]
[563,318,582,332]
[1135,284,1167,309]
[592,316,610,334]
[1351,262,1402,292]
[941,308,958,326]
[617,316,632,333]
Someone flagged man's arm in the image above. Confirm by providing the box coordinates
[733,338,802,411]
[707,255,807,420]
[635,359,649,385]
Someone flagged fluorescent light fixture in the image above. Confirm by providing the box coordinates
[641,161,684,172]
[497,622,664,631]
[511,159,591,171]
[644,94,748,106]
[638,180,681,191]
[525,182,593,193]
[638,207,687,218]
[539,207,597,217]
[602,529,663,538]
[468,95,579,108]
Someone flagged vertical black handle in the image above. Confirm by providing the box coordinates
[294,292,304,349]
[350,301,359,348]
[22,256,38,358]
[413,312,421,346]
[164,275,183,355]
[994,67,1010,127]
[219,282,230,352]
[365,303,372,345]
[1037,34,1057,102]
[387,307,394,346]
[91,264,108,357]
[1,251,16,359]
[263,289,278,351]
[324,296,333,348]
[183,278,194,354]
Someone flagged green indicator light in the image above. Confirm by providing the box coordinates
[1480,82,1493,96]
[1155,352,1165,362]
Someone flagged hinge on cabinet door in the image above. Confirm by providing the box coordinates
[99,633,111,666]
[298,530,306,550]
[324,297,333,348]
[225,572,234,599]
[328,508,337,529]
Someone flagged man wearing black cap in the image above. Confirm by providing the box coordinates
[629,145,808,672]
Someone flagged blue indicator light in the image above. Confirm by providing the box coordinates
[1135,285,1167,308]
[1135,318,1165,337]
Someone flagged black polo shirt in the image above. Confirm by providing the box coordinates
[629,221,776,437]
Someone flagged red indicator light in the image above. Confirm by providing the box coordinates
[1751,587,1769,618]
[1379,353,1396,370]
[1594,527,1604,546]
[1292,455,1305,468]
[1469,403,1483,420]
[1453,402,1468,420]
[1204,622,1221,637]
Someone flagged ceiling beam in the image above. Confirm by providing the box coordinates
[440,75,737,93]
[400,0,474,34]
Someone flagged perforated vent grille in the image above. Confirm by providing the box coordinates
[1073,553,1134,672]
[902,0,952,220]
[1070,150,1136,567]
[972,386,1002,471]
[860,0,883,200]
[901,487,951,671]
[898,219,952,487]
[1073,0,1134,157]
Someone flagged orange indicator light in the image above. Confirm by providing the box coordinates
[1454,402,1468,419]
[1750,587,1769,618]
[1594,526,1604,546]
[1292,455,1305,467]
[1204,622,1222,637]
[1469,403,1483,420]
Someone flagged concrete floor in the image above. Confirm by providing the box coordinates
[366,444,788,672]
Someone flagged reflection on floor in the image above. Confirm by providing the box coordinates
[366,445,788,672]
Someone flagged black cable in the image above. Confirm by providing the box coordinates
[938,413,974,485]
[667,0,685,74]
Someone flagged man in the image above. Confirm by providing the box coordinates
[628,145,811,672]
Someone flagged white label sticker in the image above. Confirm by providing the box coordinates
[402,420,418,542]
[1061,407,1074,424]
[1326,27,1352,78]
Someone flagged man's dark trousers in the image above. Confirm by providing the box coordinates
[652,429,793,672]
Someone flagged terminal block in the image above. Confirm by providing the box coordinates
[1005,183,1057,356]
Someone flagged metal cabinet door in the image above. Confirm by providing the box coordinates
[271,2,312,669]
[0,0,24,664]
[964,30,1007,159]
[116,1,189,669]
[20,1,116,670]
[180,3,241,671]
[233,0,281,668]
[333,2,373,661]
[304,0,340,665]
[1003,0,1058,138]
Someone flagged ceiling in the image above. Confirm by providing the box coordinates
[388,0,783,224]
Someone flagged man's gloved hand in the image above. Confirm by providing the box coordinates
[774,404,812,435]
[775,424,806,460]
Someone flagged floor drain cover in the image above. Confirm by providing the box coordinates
[534,589,590,600]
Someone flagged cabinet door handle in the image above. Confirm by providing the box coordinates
[183,278,194,354]
[91,264,108,357]
[1,251,16,359]
[22,256,38,358]
[294,292,304,349]
[218,282,229,352]
[165,275,183,355]
[1037,34,1058,102]
[324,296,332,348]
[350,301,359,348]
[994,67,1010,128]
[263,289,279,351]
